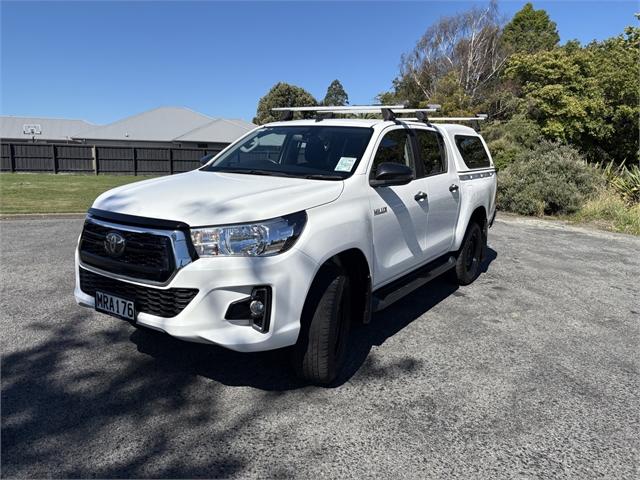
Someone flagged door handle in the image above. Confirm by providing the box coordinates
[414,191,428,202]
[449,184,459,192]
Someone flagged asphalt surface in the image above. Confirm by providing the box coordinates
[1,215,639,479]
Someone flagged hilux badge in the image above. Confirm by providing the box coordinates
[104,232,126,257]
[374,206,388,216]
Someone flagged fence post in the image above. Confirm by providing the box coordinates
[51,144,58,174]
[132,148,137,176]
[92,146,98,175]
[168,148,173,175]
[9,143,15,172]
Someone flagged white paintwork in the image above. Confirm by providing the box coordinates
[92,170,343,226]
[75,117,496,352]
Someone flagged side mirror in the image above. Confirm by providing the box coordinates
[371,162,413,187]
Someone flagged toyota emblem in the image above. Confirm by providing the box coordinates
[104,232,126,258]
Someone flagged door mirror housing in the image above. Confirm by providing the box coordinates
[371,162,414,187]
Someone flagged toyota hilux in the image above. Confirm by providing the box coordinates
[75,105,497,384]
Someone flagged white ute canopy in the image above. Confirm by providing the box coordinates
[272,104,487,128]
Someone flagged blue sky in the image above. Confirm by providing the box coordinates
[1,1,637,124]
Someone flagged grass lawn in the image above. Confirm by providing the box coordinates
[0,173,153,214]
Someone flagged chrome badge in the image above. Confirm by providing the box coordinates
[374,206,388,216]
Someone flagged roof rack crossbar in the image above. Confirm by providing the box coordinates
[396,115,488,122]
[271,105,487,126]
[272,105,407,113]
[271,105,440,119]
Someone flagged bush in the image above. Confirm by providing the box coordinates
[497,142,600,216]
[483,115,542,171]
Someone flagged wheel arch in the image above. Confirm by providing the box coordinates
[453,204,488,251]
[305,247,373,326]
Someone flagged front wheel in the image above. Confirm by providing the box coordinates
[292,265,351,385]
[454,222,484,286]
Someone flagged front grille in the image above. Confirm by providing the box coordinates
[79,268,198,318]
[79,220,176,282]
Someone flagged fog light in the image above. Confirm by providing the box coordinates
[249,300,265,317]
[223,286,271,333]
[250,286,271,333]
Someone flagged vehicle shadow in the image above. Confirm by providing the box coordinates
[131,247,498,390]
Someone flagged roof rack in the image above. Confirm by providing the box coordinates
[271,105,487,127]
[397,113,487,130]
[272,104,440,121]
[397,114,488,122]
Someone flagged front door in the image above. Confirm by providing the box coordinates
[368,127,430,287]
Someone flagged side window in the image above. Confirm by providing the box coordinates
[415,130,446,176]
[371,129,414,177]
[455,135,491,169]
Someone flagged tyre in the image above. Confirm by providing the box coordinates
[292,265,351,385]
[454,222,484,286]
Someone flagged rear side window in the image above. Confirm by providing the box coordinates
[371,129,414,176]
[455,135,491,169]
[415,130,446,176]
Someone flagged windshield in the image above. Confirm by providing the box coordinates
[202,126,373,179]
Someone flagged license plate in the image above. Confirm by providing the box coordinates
[95,291,136,321]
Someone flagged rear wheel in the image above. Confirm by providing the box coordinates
[292,265,351,385]
[454,222,484,285]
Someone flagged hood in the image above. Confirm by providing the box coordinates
[92,170,344,226]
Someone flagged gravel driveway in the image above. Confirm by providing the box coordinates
[1,215,638,479]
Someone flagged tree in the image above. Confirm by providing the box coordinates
[505,46,609,148]
[505,27,639,164]
[253,82,317,124]
[501,3,559,54]
[586,27,640,165]
[398,0,506,105]
[323,80,349,106]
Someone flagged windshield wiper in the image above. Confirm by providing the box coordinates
[217,169,291,177]
[303,174,344,180]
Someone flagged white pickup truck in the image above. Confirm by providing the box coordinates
[75,105,497,384]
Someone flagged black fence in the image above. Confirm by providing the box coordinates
[0,143,225,175]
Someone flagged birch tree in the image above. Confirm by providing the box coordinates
[399,0,506,104]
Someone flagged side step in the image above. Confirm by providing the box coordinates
[372,255,456,312]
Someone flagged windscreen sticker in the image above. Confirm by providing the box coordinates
[335,156,357,172]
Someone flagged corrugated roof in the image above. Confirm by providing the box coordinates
[0,116,95,141]
[174,118,255,143]
[72,106,213,142]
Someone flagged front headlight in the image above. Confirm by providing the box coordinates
[190,211,307,257]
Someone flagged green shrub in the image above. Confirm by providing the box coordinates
[483,115,542,171]
[497,141,601,216]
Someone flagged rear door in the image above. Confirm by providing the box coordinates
[367,127,430,286]
[413,127,460,258]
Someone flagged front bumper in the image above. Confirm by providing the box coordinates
[74,247,318,352]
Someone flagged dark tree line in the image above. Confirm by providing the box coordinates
[253,80,349,124]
